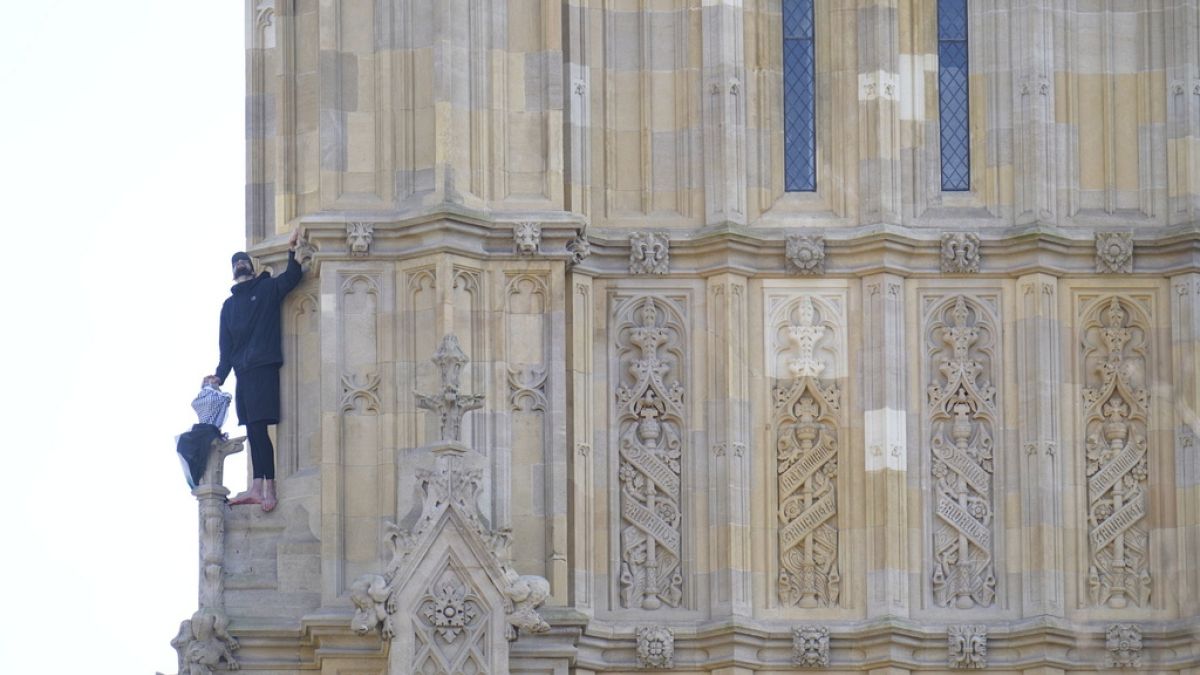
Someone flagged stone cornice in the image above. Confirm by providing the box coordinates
[248,214,1200,279]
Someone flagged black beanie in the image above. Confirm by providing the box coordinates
[231,252,252,268]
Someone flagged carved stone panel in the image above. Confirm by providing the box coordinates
[940,233,981,273]
[791,625,831,668]
[635,625,675,669]
[771,295,842,608]
[612,295,687,609]
[1095,232,1134,274]
[785,234,826,275]
[1081,297,1152,608]
[413,566,489,675]
[947,624,987,669]
[630,232,670,275]
[1105,623,1143,668]
[925,295,998,608]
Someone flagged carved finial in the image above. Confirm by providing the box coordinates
[415,335,485,442]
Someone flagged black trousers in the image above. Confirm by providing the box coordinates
[246,421,275,480]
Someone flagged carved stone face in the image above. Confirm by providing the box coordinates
[347,222,374,256]
[514,221,541,255]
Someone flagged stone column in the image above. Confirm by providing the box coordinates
[1015,273,1065,616]
[701,0,747,226]
[861,273,909,617]
[1170,273,1200,617]
[195,436,245,610]
[857,0,902,224]
[568,273,596,612]
[705,274,752,616]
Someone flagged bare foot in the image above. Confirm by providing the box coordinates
[261,480,277,513]
[229,480,264,506]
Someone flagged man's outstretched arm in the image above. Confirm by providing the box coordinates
[275,227,305,297]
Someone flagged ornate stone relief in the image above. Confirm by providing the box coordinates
[947,624,987,669]
[350,574,394,638]
[507,365,548,412]
[415,335,485,443]
[1095,232,1134,274]
[630,232,670,275]
[414,567,489,673]
[340,372,381,414]
[785,234,826,275]
[171,608,240,675]
[636,626,675,669]
[567,227,592,266]
[773,296,841,608]
[927,296,998,608]
[791,625,831,668]
[940,233,981,273]
[1082,297,1151,608]
[346,222,374,256]
[614,297,686,609]
[1105,623,1143,668]
[514,221,541,256]
[502,567,552,637]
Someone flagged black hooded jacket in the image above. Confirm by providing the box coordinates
[215,251,303,383]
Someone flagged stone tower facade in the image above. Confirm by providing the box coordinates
[171,1,1200,672]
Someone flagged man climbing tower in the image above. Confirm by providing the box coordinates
[204,226,304,512]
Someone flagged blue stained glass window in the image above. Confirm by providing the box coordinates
[938,0,970,191]
[783,0,816,192]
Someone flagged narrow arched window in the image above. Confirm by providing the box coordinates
[783,0,816,192]
[938,0,969,191]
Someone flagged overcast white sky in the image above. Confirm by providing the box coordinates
[0,3,248,671]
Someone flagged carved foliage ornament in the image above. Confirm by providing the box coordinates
[927,296,998,608]
[941,233,981,273]
[1082,297,1151,608]
[630,231,670,275]
[791,625,831,668]
[413,568,489,674]
[1105,623,1143,669]
[948,624,987,669]
[786,234,826,275]
[636,626,675,669]
[347,222,374,256]
[615,297,686,610]
[1096,232,1133,274]
[514,221,541,256]
[773,297,841,608]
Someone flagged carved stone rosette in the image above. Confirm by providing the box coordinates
[927,297,998,608]
[791,625,831,668]
[630,231,670,275]
[1105,623,1143,668]
[414,568,488,672]
[1082,298,1151,608]
[940,233,981,273]
[785,234,826,275]
[1095,232,1134,274]
[947,624,987,669]
[773,297,841,608]
[636,626,675,669]
[614,297,686,609]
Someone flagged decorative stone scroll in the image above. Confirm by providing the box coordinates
[636,626,675,669]
[614,297,686,609]
[1082,297,1151,608]
[630,232,670,275]
[514,221,541,256]
[1095,232,1134,274]
[773,296,841,608]
[940,233,981,273]
[347,222,374,256]
[1105,623,1143,668]
[791,625,831,668]
[786,234,826,275]
[927,296,997,608]
[947,624,987,669]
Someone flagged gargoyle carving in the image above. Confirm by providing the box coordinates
[350,574,395,639]
[502,566,551,640]
[171,608,240,675]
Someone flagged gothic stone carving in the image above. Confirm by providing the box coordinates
[514,221,541,256]
[1082,297,1151,608]
[636,626,675,669]
[791,626,831,668]
[785,234,826,275]
[774,296,841,607]
[350,573,394,639]
[567,227,592,266]
[1105,623,1143,668]
[414,568,488,673]
[941,233,981,273]
[1096,232,1134,274]
[630,231,670,275]
[948,624,987,669]
[170,608,239,675]
[347,222,374,256]
[615,297,686,609]
[928,296,998,608]
[415,335,485,442]
[507,365,548,412]
[503,567,552,639]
